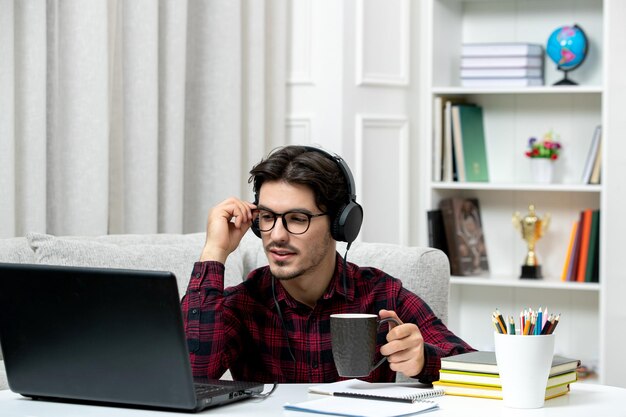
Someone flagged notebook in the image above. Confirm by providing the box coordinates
[0,263,264,412]
[309,378,445,401]
[287,379,441,416]
[284,395,439,417]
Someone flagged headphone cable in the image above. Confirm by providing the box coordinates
[271,277,297,363]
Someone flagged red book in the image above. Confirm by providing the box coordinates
[576,209,593,282]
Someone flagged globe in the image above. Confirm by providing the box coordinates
[546,24,589,85]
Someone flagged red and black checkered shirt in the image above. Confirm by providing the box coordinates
[182,253,474,384]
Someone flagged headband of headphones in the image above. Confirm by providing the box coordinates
[251,146,363,243]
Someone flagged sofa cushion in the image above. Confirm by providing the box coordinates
[238,234,449,323]
[337,241,449,323]
[26,233,246,297]
[0,237,36,264]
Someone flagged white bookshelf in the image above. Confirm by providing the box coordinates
[420,0,626,386]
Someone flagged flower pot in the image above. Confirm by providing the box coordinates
[530,158,554,183]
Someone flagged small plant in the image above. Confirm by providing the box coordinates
[525,130,562,160]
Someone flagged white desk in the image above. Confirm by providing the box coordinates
[0,383,625,416]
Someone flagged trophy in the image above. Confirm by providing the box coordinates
[512,204,551,279]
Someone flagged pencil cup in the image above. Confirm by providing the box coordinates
[494,332,555,408]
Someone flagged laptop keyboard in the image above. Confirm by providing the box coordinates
[194,383,231,398]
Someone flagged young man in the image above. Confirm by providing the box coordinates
[182,145,473,384]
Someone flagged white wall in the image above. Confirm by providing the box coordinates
[286,0,424,245]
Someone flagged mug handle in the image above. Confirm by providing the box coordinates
[371,317,402,372]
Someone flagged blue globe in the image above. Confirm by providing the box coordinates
[546,25,588,71]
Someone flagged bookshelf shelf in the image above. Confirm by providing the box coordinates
[432,86,603,95]
[430,182,602,193]
[450,276,600,292]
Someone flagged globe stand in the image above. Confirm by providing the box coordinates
[553,69,578,86]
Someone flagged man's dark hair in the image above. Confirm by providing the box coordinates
[249,146,349,217]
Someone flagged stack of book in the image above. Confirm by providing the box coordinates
[461,43,544,87]
[561,209,600,283]
[434,351,579,400]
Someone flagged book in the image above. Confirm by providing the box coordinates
[438,369,577,388]
[461,77,543,87]
[460,67,543,78]
[442,99,464,182]
[585,210,600,282]
[576,209,593,282]
[432,96,444,182]
[450,105,467,182]
[440,351,580,376]
[432,380,570,400]
[461,56,543,68]
[581,125,602,184]
[590,214,600,283]
[461,43,543,57]
[439,198,489,276]
[452,104,489,182]
[284,395,439,417]
[561,221,579,282]
[427,209,449,256]
[589,137,603,184]
[308,378,444,401]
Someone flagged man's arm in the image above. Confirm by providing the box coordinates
[200,198,257,263]
[182,261,243,379]
[181,198,257,379]
[379,290,475,383]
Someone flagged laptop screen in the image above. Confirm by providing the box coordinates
[0,263,202,410]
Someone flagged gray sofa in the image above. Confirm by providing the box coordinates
[0,231,450,391]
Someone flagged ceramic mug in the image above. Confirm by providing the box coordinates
[330,313,401,377]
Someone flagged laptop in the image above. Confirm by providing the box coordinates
[0,263,264,412]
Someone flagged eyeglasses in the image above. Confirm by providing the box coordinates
[255,209,328,235]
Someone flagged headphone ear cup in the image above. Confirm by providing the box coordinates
[331,202,363,243]
[330,204,346,242]
[251,216,262,238]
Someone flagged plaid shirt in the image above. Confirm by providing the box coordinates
[182,253,474,384]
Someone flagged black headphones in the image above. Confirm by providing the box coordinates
[251,146,363,244]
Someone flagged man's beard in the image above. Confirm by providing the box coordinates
[267,235,333,281]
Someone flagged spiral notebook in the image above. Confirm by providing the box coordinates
[308,378,445,402]
[285,379,443,417]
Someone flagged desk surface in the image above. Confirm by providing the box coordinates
[0,383,625,417]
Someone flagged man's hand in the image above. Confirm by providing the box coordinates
[379,309,425,378]
[200,198,257,264]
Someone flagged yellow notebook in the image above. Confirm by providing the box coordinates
[432,380,570,400]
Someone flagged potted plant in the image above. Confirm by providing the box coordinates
[525,131,562,183]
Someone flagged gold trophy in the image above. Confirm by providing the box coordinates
[512,204,551,279]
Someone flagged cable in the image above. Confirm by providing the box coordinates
[271,242,352,366]
[246,382,278,398]
[342,242,351,297]
[271,277,296,363]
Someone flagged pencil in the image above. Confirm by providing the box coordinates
[495,309,507,334]
[523,317,531,335]
[334,392,416,404]
[492,316,504,334]
[540,314,553,335]
[508,316,516,335]
[536,308,543,335]
[548,314,560,334]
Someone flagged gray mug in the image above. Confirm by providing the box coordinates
[330,313,401,377]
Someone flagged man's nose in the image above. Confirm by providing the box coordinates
[270,216,289,241]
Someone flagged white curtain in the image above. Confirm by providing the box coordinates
[0,0,287,238]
